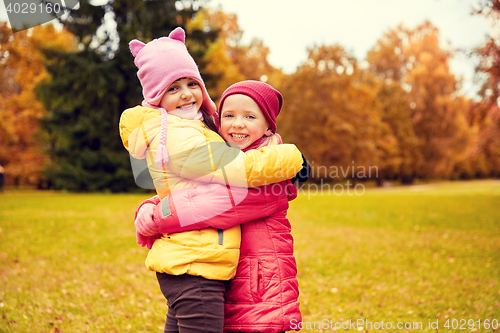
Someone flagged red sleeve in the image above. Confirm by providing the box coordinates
[153,182,289,234]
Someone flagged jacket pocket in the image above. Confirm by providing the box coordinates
[217,229,223,245]
[250,258,263,302]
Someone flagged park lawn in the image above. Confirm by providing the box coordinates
[0,180,499,332]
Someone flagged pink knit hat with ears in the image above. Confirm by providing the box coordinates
[129,27,216,167]
[218,80,283,133]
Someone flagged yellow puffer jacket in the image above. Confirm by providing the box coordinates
[119,106,303,280]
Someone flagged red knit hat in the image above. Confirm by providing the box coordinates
[218,80,283,133]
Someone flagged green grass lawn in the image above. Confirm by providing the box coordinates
[1,180,499,332]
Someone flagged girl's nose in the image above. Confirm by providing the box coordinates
[232,119,244,128]
[180,87,192,99]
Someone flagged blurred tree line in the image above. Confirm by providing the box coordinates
[0,0,498,190]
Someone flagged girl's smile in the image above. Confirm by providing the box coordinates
[230,133,248,139]
[228,133,250,145]
[177,102,197,110]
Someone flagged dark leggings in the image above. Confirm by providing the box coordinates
[156,273,226,333]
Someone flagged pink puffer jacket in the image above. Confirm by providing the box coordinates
[145,180,301,332]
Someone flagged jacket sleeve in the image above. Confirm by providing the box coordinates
[119,106,160,157]
[166,121,304,188]
[150,182,289,234]
[291,153,311,184]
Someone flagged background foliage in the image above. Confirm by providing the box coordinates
[0,23,73,188]
[0,1,499,190]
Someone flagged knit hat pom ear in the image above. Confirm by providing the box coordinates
[129,40,146,57]
[168,27,186,43]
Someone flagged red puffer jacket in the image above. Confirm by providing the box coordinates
[146,180,302,332]
[224,183,300,332]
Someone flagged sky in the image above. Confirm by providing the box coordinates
[209,0,492,97]
[0,0,492,97]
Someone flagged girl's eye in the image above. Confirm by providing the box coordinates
[223,114,233,118]
[247,115,255,119]
[167,86,178,92]
[188,81,199,87]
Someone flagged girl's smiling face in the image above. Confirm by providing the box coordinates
[220,94,272,150]
[160,78,203,113]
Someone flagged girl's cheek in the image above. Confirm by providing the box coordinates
[219,126,229,139]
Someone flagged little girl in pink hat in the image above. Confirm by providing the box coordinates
[119,28,304,332]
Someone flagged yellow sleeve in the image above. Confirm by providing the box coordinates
[240,144,303,187]
[166,121,303,187]
[119,106,160,156]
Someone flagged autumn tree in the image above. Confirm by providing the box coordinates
[454,100,500,178]
[278,45,393,183]
[0,22,74,187]
[374,81,421,184]
[186,8,245,101]
[475,0,500,103]
[186,7,281,101]
[457,0,500,178]
[367,21,472,181]
[366,26,423,183]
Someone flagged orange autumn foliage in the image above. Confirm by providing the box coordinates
[367,22,472,180]
[0,22,74,187]
[187,8,281,102]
